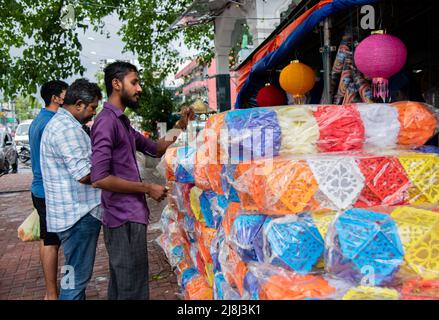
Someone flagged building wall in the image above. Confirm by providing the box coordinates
[207,59,218,111]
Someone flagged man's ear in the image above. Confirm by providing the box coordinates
[75,100,84,110]
[112,78,121,92]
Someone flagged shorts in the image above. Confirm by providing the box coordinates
[31,194,61,246]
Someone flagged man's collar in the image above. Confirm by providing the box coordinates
[104,102,125,118]
[58,107,81,126]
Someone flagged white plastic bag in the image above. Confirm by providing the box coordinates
[17,209,40,241]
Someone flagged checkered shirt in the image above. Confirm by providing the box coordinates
[41,108,101,233]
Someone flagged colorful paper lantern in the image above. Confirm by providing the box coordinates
[342,286,400,300]
[263,215,324,274]
[355,156,410,207]
[222,108,282,161]
[279,60,315,104]
[256,83,287,107]
[258,273,335,300]
[230,214,266,263]
[354,33,407,100]
[330,209,404,285]
[313,104,365,152]
[392,101,438,145]
[275,106,320,155]
[401,279,439,300]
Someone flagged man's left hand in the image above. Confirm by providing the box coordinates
[175,107,195,130]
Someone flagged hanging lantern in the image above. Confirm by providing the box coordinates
[354,33,407,101]
[279,60,315,104]
[256,83,287,107]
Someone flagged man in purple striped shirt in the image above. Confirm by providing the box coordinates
[91,61,194,300]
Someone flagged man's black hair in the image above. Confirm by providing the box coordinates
[104,61,139,96]
[63,79,102,106]
[40,80,69,106]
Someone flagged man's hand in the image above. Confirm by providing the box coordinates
[144,183,168,202]
[174,107,195,130]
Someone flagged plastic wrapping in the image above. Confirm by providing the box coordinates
[326,208,405,286]
[189,186,203,222]
[220,108,282,161]
[229,214,266,263]
[275,106,319,155]
[401,279,439,300]
[393,101,438,145]
[228,151,439,213]
[247,263,336,300]
[202,102,439,161]
[183,272,213,300]
[262,214,325,274]
[214,272,242,300]
[218,243,248,297]
[199,191,219,229]
[175,146,195,183]
[159,102,439,300]
[17,209,40,242]
[390,206,439,280]
[342,286,400,300]
[357,104,400,148]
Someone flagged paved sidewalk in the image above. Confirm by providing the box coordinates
[0,155,179,300]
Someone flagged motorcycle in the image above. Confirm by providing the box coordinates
[17,144,31,163]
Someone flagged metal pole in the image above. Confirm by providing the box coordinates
[322,17,332,104]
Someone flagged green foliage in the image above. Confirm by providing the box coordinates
[14,94,42,121]
[1,0,213,97]
[134,86,177,138]
[1,0,214,130]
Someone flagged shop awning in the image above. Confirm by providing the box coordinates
[234,0,380,109]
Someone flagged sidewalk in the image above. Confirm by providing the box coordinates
[0,156,179,300]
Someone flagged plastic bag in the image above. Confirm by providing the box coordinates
[17,209,40,242]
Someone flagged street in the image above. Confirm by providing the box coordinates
[0,154,179,300]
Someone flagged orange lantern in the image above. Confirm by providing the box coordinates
[279,60,315,104]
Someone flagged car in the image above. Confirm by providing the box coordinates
[14,119,33,146]
[0,128,18,174]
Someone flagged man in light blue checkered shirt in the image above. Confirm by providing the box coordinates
[41,79,103,300]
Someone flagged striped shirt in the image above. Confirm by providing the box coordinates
[41,108,101,233]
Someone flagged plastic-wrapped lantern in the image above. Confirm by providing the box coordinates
[354,33,407,100]
[256,83,287,107]
[279,60,315,104]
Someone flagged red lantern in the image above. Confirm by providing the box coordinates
[256,83,287,107]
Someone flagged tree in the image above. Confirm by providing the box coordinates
[1,1,214,134]
[14,94,42,122]
[0,0,213,98]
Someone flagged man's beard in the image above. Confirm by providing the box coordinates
[121,89,141,109]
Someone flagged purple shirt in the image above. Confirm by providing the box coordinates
[91,102,157,228]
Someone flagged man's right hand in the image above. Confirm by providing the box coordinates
[144,183,168,202]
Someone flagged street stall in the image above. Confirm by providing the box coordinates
[157,0,439,300]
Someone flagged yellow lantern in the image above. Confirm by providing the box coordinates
[279,60,315,104]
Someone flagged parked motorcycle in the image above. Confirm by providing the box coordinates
[17,144,31,163]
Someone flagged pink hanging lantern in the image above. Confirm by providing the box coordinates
[354,33,407,100]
